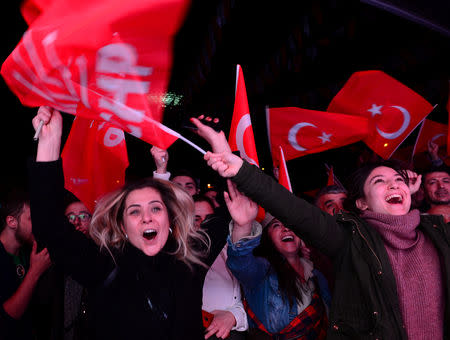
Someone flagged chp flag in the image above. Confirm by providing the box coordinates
[327,70,433,159]
[2,0,188,150]
[266,107,369,164]
[62,117,129,212]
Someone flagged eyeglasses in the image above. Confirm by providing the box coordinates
[66,213,91,222]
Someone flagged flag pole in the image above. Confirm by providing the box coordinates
[409,118,426,166]
[175,133,206,155]
[33,120,44,140]
[142,115,206,155]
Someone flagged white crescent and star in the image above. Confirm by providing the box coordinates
[236,113,258,165]
[368,103,411,140]
[431,133,445,142]
[288,122,332,151]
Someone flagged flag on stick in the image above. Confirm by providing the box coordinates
[228,64,259,166]
[413,119,447,156]
[2,0,190,149]
[267,107,369,164]
[327,70,433,159]
[277,146,293,192]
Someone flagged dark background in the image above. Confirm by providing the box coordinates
[1,0,449,197]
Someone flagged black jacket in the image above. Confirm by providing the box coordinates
[233,161,450,340]
[28,159,228,340]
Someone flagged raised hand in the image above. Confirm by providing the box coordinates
[190,116,231,154]
[406,170,422,195]
[204,152,243,178]
[427,140,439,161]
[150,146,169,173]
[32,106,63,142]
[224,180,258,227]
[204,310,236,339]
[29,241,52,278]
[33,106,63,162]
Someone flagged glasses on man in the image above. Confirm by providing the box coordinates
[66,212,91,222]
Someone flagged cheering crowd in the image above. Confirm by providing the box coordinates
[0,106,448,340]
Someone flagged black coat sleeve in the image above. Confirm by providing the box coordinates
[200,204,229,267]
[28,159,115,289]
[232,161,348,258]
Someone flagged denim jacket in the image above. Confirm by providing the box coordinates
[226,222,327,334]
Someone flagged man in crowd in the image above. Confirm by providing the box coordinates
[314,184,347,216]
[423,165,450,215]
[0,190,51,340]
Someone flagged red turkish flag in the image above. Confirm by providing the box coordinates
[327,70,433,159]
[326,166,335,186]
[277,146,293,192]
[447,82,450,155]
[413,119,447,155]
[267,107,369,164]
[62,117,129,212]
[228,65,259,166]
[2,0,187,149]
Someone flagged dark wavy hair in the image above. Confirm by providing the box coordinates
[343,160,409,214]
[253,221,308,307]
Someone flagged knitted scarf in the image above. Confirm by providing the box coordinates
[361,209,444,340]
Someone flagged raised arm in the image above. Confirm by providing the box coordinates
[150,146,171,180]
[224,180,258,242]
[29,108,114,289]
[192,117,347,258]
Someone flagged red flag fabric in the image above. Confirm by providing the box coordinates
[20,0,54,25]
[447,81,450,155]
[414,119,447,155]
[327,70,433,159]
[228,65,259,166]
[277,146,293,192]
[2,0,187,149]
[267,107,369,164]
[62,117,129,212]
[326,166,335,186]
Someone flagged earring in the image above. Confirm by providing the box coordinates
[125,233,128,239]
[169,227,173,234]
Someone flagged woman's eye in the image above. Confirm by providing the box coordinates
[374,179,383,184]
[396,177,405,182]
[129,209,140,215]
[151,206,162,213]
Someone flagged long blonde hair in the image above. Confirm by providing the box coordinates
[89,177,210,269]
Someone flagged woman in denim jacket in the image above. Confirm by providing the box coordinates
[225,178,329,339]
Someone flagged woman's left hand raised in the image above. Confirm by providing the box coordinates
[406,170,422,195]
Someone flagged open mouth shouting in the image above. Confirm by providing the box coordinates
[143,229,158,240]
[281,235,295,242]
[385,194,403,204]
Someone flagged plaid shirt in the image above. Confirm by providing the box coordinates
[244,292,328,340]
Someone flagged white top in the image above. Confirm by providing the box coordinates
[202,244,248,331]
[152,171,171,181]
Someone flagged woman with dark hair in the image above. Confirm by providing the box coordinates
[193,117,450,340]
[27,107,231,340]
[226,203,330,339]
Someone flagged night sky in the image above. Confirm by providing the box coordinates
[1,0,449,198]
